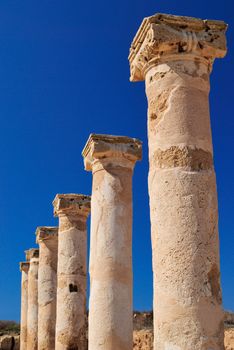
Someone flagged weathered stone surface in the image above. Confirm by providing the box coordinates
[53,194,91,350]
[14,335,19,350]
[25,248,39,261]
[0,335,19,350]
[133,330,153,350]
[132,328,234,350]
[0,335,13,350]
[82,133,142,171]
[53,194,91,217]
[36,227,58,350]
[25,249,39,350]
[83,134,142,350]
[1,325,234,350]
[225,328,234,350]
[129,12,227,350]
[19,262,29,350]
[129,13,227,81]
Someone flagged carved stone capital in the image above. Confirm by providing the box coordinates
[53,194,91,218]
[82,133,142,171]
[129,13,227,81]
[36,226,58,244]
[25,248,39,261]
[20,261,30,272]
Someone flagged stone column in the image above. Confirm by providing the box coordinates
[26,248,39,350]
[36,226,58,350]
[19,261,29,350]
[82,134,142,350]
[53,194,91,350]
[129,13,228,350]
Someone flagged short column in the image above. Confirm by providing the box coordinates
[36,226,58,350]
[26,248,39,350]
[82,134,142,350]
[19,261,30,350]
[53,194,91,350]
[129,13,228,350]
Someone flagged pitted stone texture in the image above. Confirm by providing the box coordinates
[0,335,19,350]
[54,194,90,350]
[53,193,91,218]
[19,262,29,350]
[83,134,142,350]
[36,227,58,350]
[129,12,227,350]
[82,133,142,172]
[129,13,227,81]
[25,248,39,261]
[26,254,39,350]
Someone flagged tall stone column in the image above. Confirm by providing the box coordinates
[82,134,142,350]
[129,13,228,350]
[26,248,39,350]
[19,261,30,350]
[53,194,91,350]
[36,226,58,350]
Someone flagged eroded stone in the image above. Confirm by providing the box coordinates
[129,13,227,81]
[83,134,142,350]
[129,12,227,350]
[36,226,58,350]
[53,194,90,350]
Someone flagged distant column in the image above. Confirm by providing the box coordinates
[82,134,142,350]
[53,194,91,350]
[26,248,39,350]
[36,226,58,350]
[19,261,29,350]
[129,13,228,350]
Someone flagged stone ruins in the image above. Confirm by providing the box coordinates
[19,13,228,350]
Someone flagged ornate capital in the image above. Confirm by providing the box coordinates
[129,13,227,81]
[25,248,39,261]
[36,226,58,244]
[20,261,30,272]
[53,194,91,218]
[82,133,142,171]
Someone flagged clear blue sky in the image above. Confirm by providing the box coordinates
[0,0,233,321]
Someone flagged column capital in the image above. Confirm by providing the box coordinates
[129,13,227,81]
[20,261,30,272]
[25,248,39,261]
[53,194,91,218]
[36,226,58,244]
[82,133,142,171]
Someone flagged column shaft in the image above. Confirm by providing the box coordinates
[20,262,29,350]
[53,194,90,350]
[129,13,228,350]
[26,249,39,350]
[146,59,223,349]
[37,227,58,350]
[82,134,142,350]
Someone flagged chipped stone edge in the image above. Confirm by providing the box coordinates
[25,248,39,261]
[20,261,30,272]
[36,226,58,244]
[82,133,142,171]
[53,193,91,217]
[129,13,228,81]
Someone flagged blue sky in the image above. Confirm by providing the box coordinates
[0,0,233,321]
